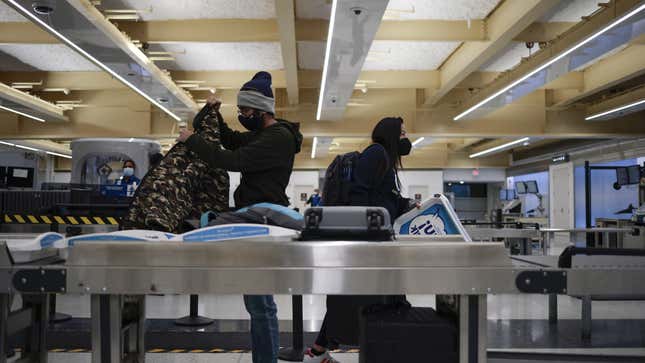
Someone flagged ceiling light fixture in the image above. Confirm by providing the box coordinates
[316,0,338,121]
[13,143,39,152]
[412,137,425,147]
[585,98,645,121]
[6,0,182,122]
[0,139,71,158]
[469,137,530,158]
[0,105,46,122]
[454,4,645,121]
[311,136,318,159]
[46,151,72,159]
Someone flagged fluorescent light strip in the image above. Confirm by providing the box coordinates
[454,4,645,121]
[7,0,181,122]
[311,136,318,159]
[412,137,425,147]
[469,137,530,158]
[46,151,72,159]
[315,0,338,121]
[585,98,645,120]
[1,139,71,158]
[0,105,45,122]
[13,143,39,152]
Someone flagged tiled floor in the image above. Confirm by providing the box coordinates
[13,351,645,363]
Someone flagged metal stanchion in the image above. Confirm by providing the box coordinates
[279,295,305,361]
[174,295,214,326]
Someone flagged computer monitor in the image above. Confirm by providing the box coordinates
[0,166,6,187]
[627,165,641,185]
[6,167,34,188]
[525,180,539,194]
[515,181,527,195]
[616,167,629,186]
[500,189,517,201]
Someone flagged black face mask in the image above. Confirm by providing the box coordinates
[398,137,412,156]
[238,112,263,131]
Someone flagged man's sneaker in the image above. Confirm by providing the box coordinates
[303,348,340,363]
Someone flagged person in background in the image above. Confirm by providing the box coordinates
[306,188,322,207]
[304,117,416,363]
[176,71,303,363]
[115,159,140,187]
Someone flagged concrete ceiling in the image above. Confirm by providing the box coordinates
[0,0,643,169]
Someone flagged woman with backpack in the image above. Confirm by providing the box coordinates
[304,116,417,363]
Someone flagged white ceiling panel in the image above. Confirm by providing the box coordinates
[151,42,283,71]
[0,44,100,71]
[298,41,460,71]
[98,0,276,20]
[0,2,27,22]
[541,0,601,22]
[480,42,530,72]
[296,0,501,20]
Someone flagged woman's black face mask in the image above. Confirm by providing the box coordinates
[398,137,412,156]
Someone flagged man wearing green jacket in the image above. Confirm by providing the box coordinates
[177,71,303,363]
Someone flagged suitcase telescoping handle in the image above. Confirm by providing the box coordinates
[366,208,385,230]
[304,208,323,230]
[558,245,645,268]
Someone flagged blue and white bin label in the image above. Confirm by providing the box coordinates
[398,204,460,236]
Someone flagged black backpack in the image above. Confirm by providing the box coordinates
[321,151,361,206]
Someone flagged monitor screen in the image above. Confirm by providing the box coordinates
[6,167,34,188]
[525,180,539,194]
[627,165,641,185]
[515,181,527,194]
[616,167,629,185]
[0,166,6,187]
[500,189,517,201]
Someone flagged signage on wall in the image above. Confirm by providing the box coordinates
[551,154,570,164]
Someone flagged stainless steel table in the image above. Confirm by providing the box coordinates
[2,239,645,363]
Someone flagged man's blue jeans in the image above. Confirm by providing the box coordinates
[244,295,279,363]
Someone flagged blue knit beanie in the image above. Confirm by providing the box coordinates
[238,71,275,114]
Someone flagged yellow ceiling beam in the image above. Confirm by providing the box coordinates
[0,70,589,92]
[552,45,645,107]
[0,22,57,43]
[0,71,125,91]
[425,0,562,106]
[457,0,645,114]
[0,18,581,44]
[0,82,68,122]
[585,85,645,119]
[513,21,577,42]
[115,19,279,43]
[275,0,299,105]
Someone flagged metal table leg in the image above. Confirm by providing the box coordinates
[459,295,487,363]
[581,295,592,340]
[91,295,123,363]
[548,294,558,324]
[0,294,8,363]
[136,296,146,363]
[20,294,49,363]
[278,295,305,361]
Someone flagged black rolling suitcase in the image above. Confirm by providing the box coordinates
[301,206,406,347]
[359,305,458,363]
